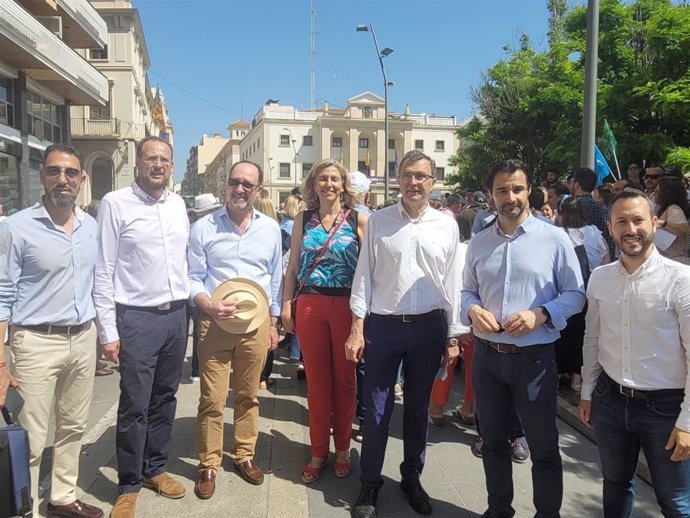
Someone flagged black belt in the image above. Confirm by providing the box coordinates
[117,300,187,312]
[372,309,444,323]
[477,337,549,354]
[22,322,90,335]
[601,372,684,401]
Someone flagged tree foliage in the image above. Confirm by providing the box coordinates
[446,0,690,190]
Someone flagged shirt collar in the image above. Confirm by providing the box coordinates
[131,180,169,203]
[30,199,84,229]
[616,245,662,278]
[395,201,431,222]
[493,212,536,238]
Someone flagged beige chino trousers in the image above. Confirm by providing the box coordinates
[10,323,97,512]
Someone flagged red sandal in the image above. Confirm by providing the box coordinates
[301,459,327,484]
[334,451,352,478]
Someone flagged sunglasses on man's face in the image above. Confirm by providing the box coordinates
[42,166,82,180]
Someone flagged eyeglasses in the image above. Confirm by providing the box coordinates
[399,173,434,182]
[143,156,171,167]
[228,178,259,191]
[42,166,81,180]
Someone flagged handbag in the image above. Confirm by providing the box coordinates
[291,208,352,321]
[0,407,32,518]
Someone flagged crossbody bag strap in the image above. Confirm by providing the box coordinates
[295,208,352,296]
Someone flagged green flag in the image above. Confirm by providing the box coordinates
[603,119,617,155]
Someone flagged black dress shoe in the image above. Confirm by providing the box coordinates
[400,479,432,515]
[47,500,104,518]
[351,486,379,518]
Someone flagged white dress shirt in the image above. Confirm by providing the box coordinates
[94,182,190,343]
[582,247,690,431]
[565,225,609,270]
[350,204,469,337]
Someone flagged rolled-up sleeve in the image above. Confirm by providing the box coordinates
[349,216,374,319]
[0,223,20,322]
[460,244,481,326]
[188,222,209,302]
[674,271,690,432]
[581,281,602,401]
[445,236,470,337]
[93,196,120,343]
[541,237,586,331]
[268,225,283,317]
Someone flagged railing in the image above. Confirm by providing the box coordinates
[71,118,148,140]
[0,0,108,104]
[56,0,107,47]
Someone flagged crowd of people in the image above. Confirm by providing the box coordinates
[1,138,689,518]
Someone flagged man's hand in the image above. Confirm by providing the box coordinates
[666,427,690,461]
[102,340,121,364]
[195,294,237,321]
[280,303,294,334]
[268,325,279,351]
[345,317,365,363]
[443,341,461,366]
[578,400,592,428]
[503,308,546,337]
[0,366,19,408]
[468,305,501,333]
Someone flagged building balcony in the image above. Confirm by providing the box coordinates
[0,0,108,105]
[17,0,107,48]
[71,117,148,141]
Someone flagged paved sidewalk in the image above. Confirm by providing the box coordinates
[72,348,661,517]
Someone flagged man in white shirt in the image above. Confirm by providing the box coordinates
[94,136,190,518]
[346,150,464,518]
[579,190,690,517]
[188,161,282,498]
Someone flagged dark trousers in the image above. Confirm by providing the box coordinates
[473,339,561,518]
[115,302,187,494]
[189,304,200,377]
[359,312,447,488]
[356,358,366,426]
[591,372,690,518]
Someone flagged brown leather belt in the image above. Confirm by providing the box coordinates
[22,322,89,335]
[601,372,684,401]
[374,309,444,323]
[477,337,548,354]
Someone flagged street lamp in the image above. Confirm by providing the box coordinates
[283,127,299,187]
[356,23,394,200]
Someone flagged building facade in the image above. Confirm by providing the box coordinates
[69,0,172,206]
[203,120,248,201]
[0,0,109,211]
[240,92,462,207]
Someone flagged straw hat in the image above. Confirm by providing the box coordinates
[192,193,221,213]
[211,278,269,334]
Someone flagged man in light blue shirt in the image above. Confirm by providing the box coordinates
[461,159,585,518]
[0,144,103,518]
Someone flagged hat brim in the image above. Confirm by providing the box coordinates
[191,203,221,213]
[211,278,269,334]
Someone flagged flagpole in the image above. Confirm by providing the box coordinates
[611,148,621,180]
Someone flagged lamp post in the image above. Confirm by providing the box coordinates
[356,24,394,201]
[580,0,599,169]
[283,127,299,188]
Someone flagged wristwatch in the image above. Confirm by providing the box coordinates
[539,306,552,325]
[447,338,459,347]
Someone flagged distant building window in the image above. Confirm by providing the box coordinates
[279,191,290,205]
[303,135,313,146]
[280,134,290,146]
[257,138,260,149]
[89,103,109,120]
[389,162,396,176]
[332,136,342,148]
[358,161,369,175]
[0,77,14,127]
[363,106,372,118]
[359,138,369,149]
[388,139,395,150]
[302,163,313,179]
[89,45,108,60]
[279,162,290,178]
[435,167,445,180]
[435,140,445,151]
[26,90,62,142]
[415,139,424,150]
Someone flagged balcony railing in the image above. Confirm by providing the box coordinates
[71,118,148,140]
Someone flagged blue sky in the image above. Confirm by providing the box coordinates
[137,0,557,181]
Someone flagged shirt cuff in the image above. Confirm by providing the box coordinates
[99,325,120,344]
[448,323,471,338]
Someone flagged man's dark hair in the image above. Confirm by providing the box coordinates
[548,183,570,197]
[528,188,545,210]
[229,160,264,185]
[43,143,82,169]
[559,197,586,228]
[486,159,531,190]
[136,136,174,160]
[290,186,302,196]
[446,193,463,207]
[572,167,597,193]
[398,149,436,176]
[609,190,655,220]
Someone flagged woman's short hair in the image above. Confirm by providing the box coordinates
[558,196,586,229]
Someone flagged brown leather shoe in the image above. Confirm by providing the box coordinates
[142,472,186,499]
[109,493,137,518]
[194,469,216,499]
[47,499,104,518]
[235,459,264,485]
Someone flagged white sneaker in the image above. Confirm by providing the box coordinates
[394,383,403,397]
[189,375,200,382]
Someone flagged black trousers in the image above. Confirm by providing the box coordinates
[115,302,187,494]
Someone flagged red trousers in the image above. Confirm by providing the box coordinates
[296,294,356,457]
[430,333,475,406]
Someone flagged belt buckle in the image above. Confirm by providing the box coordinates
[46,325,53,334]
[65,325,72,334]
[620,385,634,398]
[402,314,412,323]
[495,342,510,354]
[158,302,171,311]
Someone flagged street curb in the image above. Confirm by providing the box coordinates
[556,395,652,485]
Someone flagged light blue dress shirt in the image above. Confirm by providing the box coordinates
[0,202,98,326]
[461,213,586,346]
[188,207,283,316]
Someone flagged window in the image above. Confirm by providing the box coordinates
[26,91,62,142]
[363,106,372,118]
[359,138,369,149]
[0,77,14,127]
[257,138,260,149]
[89,103,109,120]
[435,140,445,151]
[358,161,369,175]
[303,135,313,146]
[435,167,445,180]
[389,162,397,176]
[332,137,343,148]
[279,163,290,178]
[388,139,395,150]
[279,191,290,205]
[302,163,313,179]
[414,139,424,150]
[280,134,290,146]
[89,45,108,60]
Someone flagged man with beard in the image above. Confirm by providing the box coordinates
[461,159,585,518]
[188,161,282,497]
[346,150,464,518]
[0,144,103,518]
[95,137,189,518]
[579,190,690,517]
